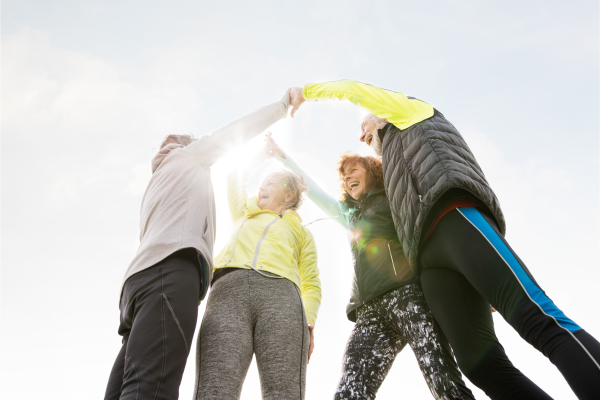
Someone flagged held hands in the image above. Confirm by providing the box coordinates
[289,87,305,118]
[264,132,285,159]
[307,323,315,364]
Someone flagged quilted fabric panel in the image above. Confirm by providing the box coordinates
[382,110,506,269]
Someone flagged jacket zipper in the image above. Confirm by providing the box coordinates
[387,242,398,275]
[250,216,280,269]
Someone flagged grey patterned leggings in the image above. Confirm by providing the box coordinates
[335,283,475,400]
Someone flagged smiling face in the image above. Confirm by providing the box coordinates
[257,172,294,214]
[360,117,378,146]
[343,161,374,200]
[360,115,384,156]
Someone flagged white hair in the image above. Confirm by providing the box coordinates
[364,114,388,129]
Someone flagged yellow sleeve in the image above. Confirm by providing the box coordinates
[226,169,249,222]
[226,151,269,222]
[303,80,434,130]
[298,229,322,326]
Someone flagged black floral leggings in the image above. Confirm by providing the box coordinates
[334,283,474,400]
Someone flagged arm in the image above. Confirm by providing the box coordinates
[226,150,269,221]
[302,80,434,130]
[298,230,321,328]
[184,92,290,167]
[265,134,350,228]
[276,151,351,229]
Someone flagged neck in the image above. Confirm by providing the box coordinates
[259,205,286,215]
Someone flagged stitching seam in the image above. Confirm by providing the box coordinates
[162,294,189,351]
[155,269,167,400]
[124,356,140,400]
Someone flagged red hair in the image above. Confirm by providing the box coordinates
[337,152,384,203]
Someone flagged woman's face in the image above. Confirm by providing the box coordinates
[257,172,292,213]
[343,162,373,200]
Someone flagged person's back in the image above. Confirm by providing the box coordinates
[125,144,216,295]
[104,91,294,400]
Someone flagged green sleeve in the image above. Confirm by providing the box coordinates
[303,80,434,130]
[275,151,351,229]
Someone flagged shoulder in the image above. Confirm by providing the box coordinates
[301,227,316,247]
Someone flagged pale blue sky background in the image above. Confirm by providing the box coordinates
[2,1,599,399]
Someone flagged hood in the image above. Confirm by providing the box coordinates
[151,143,184,173]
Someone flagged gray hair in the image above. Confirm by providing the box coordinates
[365,114,388,129]
[272,169,307,211]
[160,134,196,149]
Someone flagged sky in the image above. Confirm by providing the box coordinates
[1,1,599,399]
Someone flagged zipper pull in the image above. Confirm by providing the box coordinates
[388,243,398,276]
[418,195,423,203]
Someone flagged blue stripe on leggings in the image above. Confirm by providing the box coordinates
[458,207,581,333]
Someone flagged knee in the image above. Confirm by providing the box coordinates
[455,342,516,389]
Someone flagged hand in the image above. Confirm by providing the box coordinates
[264,132,285,159]
[289,87,305,118]
[491,306,497,313]
[307,323,315,364]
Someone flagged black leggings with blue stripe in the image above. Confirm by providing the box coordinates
[419,207,600,400]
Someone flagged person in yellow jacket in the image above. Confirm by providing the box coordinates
[193,144,321,400]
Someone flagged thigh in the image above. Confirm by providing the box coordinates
[334,302,405,400]
[384,284,475,400]
[121,253,200,400]
[195,269,254,400]
[426,208,600,398]
[252,272,309,400]
[424,208,586,354]
[419,267,501,372]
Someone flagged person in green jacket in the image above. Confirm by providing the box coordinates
[265,134,474,400]
[194,148,321,400]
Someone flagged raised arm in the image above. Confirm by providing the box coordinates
[226,150,269,222]
[184,91,290,167]
[265,134,350,229]
[301,80,434,130]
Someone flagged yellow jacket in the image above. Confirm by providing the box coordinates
[213,160,322,326]
[303,79,434,130]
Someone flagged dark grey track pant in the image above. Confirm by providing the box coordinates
[194,269,309,400]
[335,283,475,400]
[105,249,200,400]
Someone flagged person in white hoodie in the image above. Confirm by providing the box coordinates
[104,88,304,400]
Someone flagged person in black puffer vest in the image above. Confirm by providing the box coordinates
[268,135,475,400]
[290,81,600,400]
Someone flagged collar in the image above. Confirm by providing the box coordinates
[245,196,303,222]
[344,187,386,211]
[377,123,391,144]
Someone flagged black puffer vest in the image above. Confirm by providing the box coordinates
[381,109,506,270]
[345,189,417,322]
